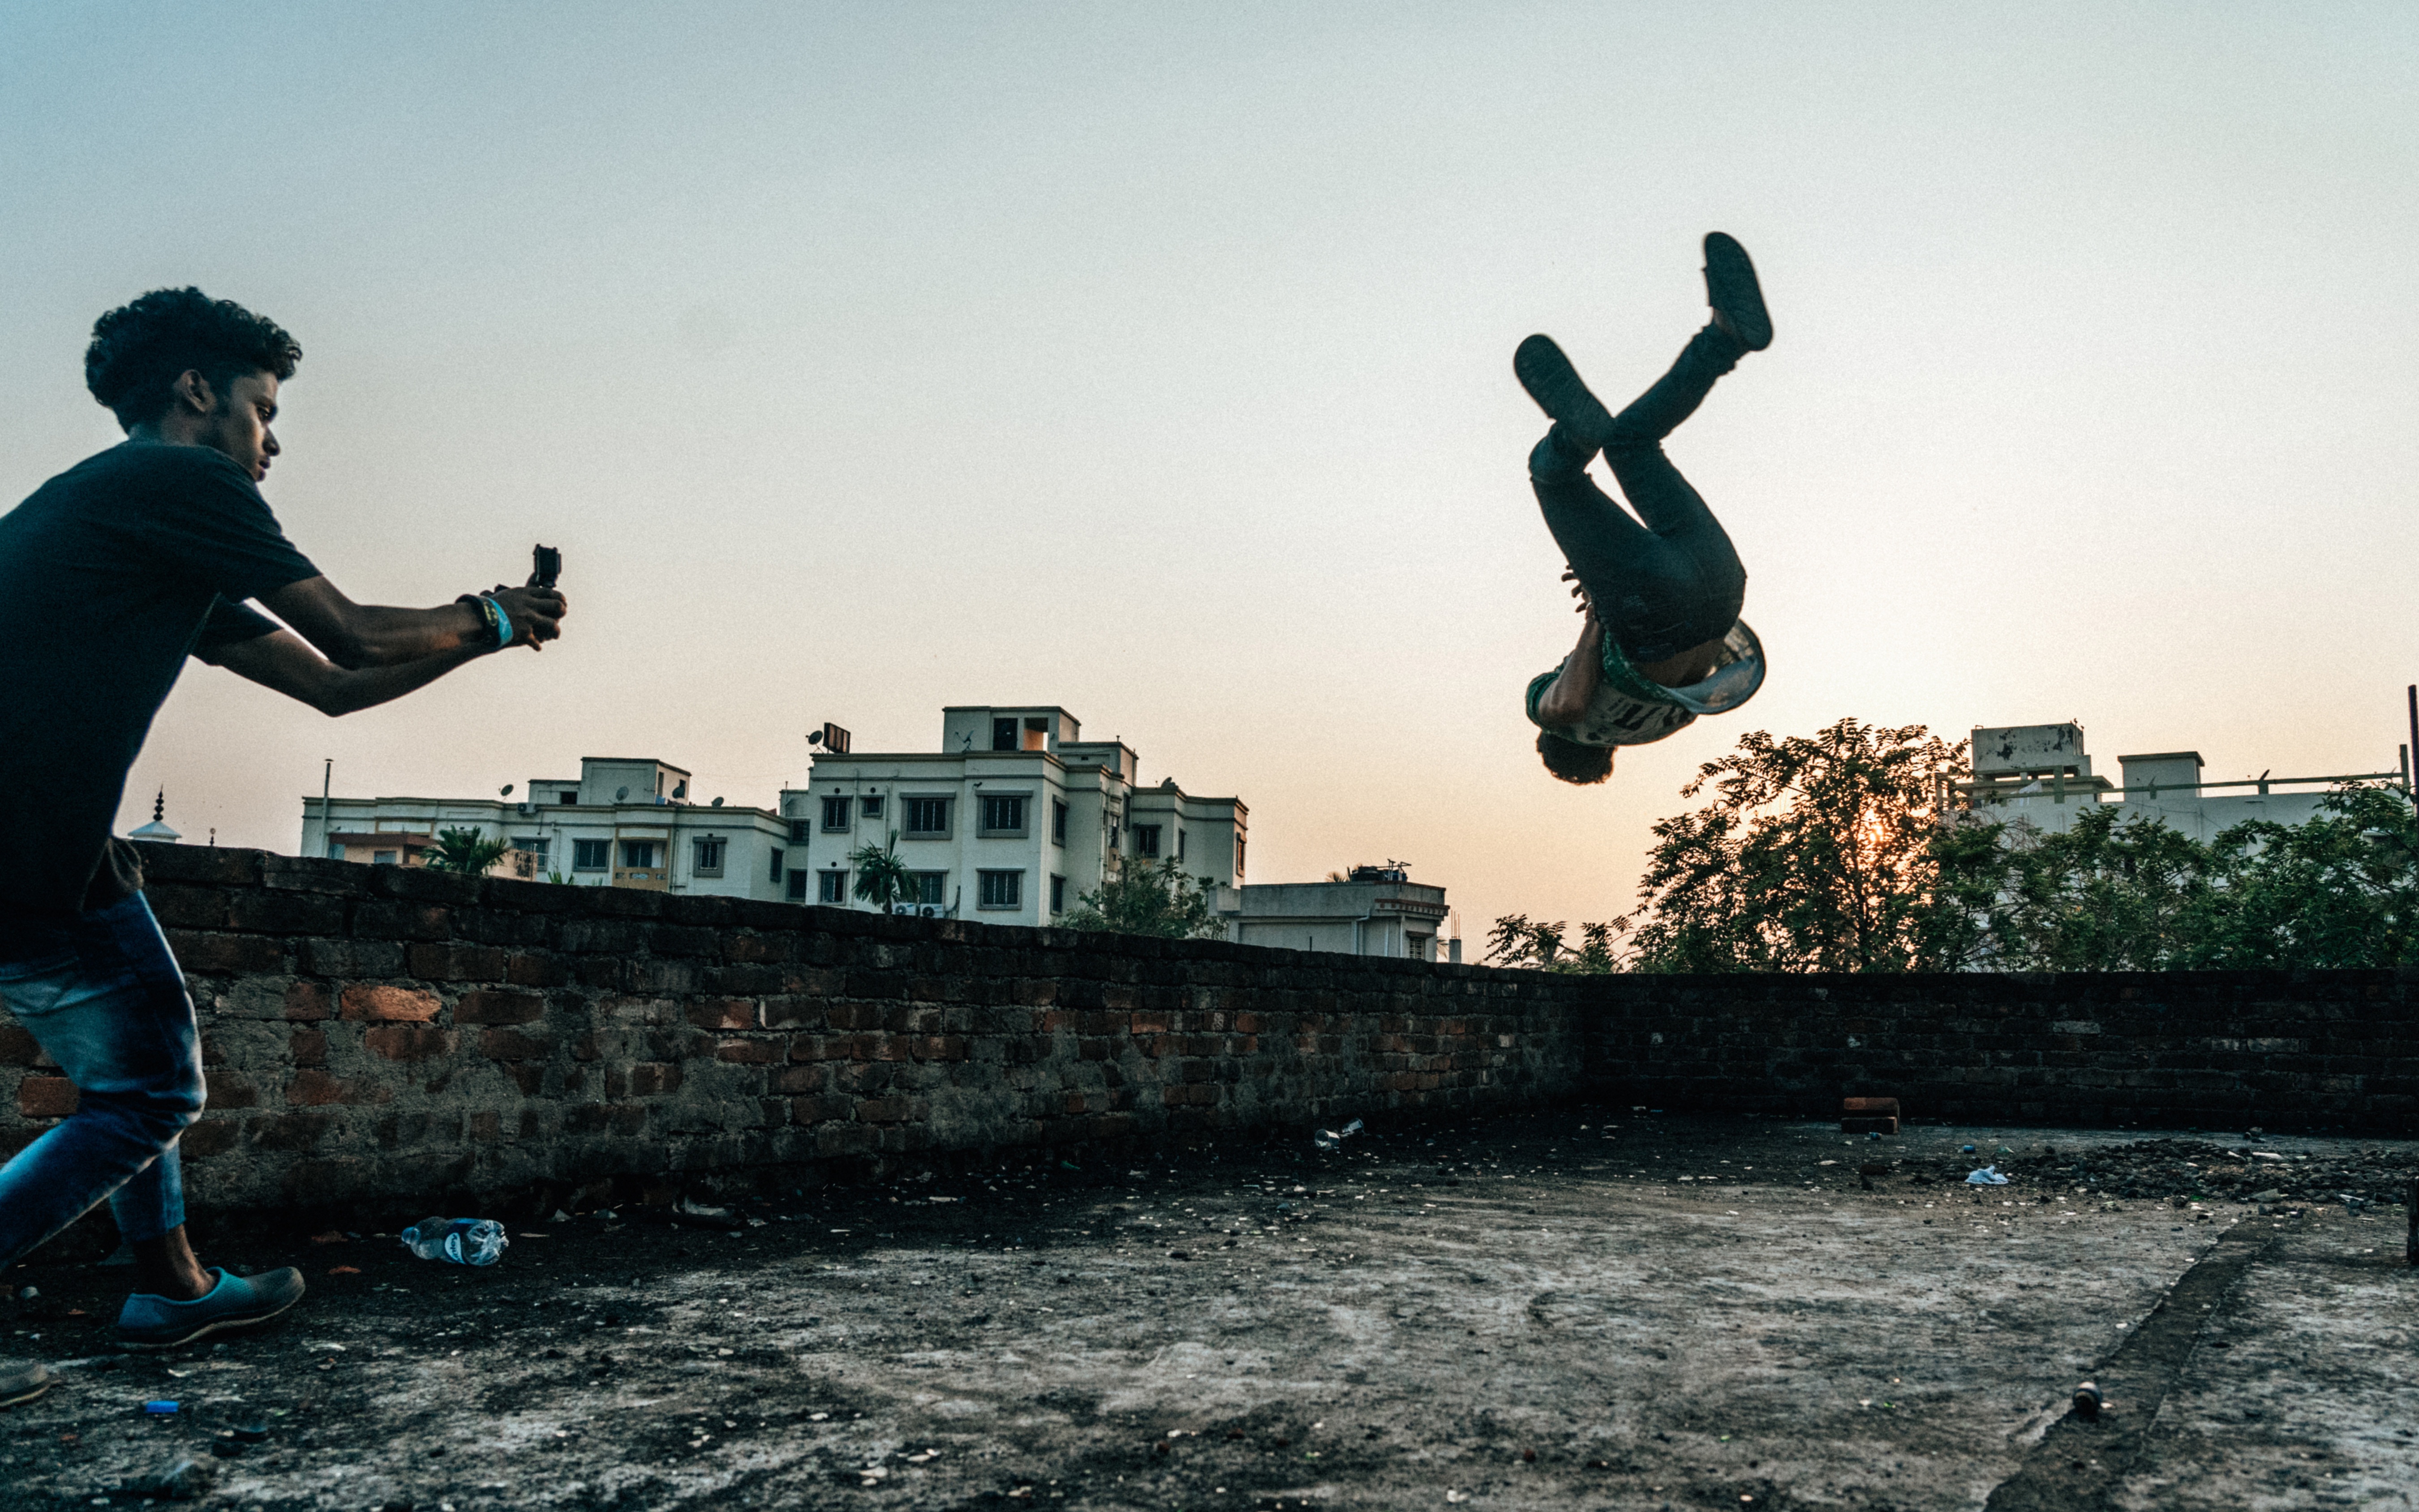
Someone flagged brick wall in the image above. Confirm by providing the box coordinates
[1585,971,2419,1132]
[0,846,1590,1215]
[3,847,2411,1220]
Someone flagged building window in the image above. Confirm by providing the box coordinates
[993,717,1018,751]
[821,795,851,831]
[860,795,885,820]
[693,837,726,876]
[787,868,810,901]
[373,849,400,866]
[621,840,660,869]
[770,847,785,882]
[558,791,576,805]
[1049,874,1066,914]
[1177,828,1187,862]
[908,871,946,906]
[977,869,1023,910]
[818,870,849,904]
[979,794,1027,836]
[1235,836,1246,878]
[789,819,812,844]
[572,838,610,872]
[1051,799,1068,846]
[1108,822,1121,852]
[1134,824,1161,859]
[902,797,951,838]
[512,837,549,865]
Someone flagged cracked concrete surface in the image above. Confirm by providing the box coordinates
[0,1108,2412,1509]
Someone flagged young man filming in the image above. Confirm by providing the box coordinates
[0,288,568,1399]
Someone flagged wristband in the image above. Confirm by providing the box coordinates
[486,595,513,649]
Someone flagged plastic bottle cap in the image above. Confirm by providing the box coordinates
[143,1400,179,1415]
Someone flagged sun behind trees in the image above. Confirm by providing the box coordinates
[1491,717,2419,973]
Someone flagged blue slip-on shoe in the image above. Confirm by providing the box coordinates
[116,1267,306,1351]
[0,1361,52,1406]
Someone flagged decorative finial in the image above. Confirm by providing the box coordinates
[153,789,165,822]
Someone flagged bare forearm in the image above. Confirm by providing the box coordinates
[339,603,490,667]
[314,641,489,714]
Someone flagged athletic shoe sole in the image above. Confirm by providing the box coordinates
[0,1363,52,1408]
[116,1269,306,1352]
[1703,232,1772,351]
[1513,333,1615,448]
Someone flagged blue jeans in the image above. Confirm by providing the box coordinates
[0,894,203,1264]
[1530,324,1749,664]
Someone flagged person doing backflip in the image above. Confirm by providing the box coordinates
[1518,232,1773,784]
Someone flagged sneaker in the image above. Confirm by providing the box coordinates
[1702,232,1772,351]
[0,1361,51,1407]
[116,1267,305,1351]
[1513,333,1615,450]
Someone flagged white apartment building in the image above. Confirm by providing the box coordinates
[301,756,793,899]
[1963,722,2407,843]
[1216,863,1456,961]
[781,705,1248,925]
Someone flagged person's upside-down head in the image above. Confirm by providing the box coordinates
[1537,730,1612,785]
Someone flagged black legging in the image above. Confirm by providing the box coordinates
[1530,324,1748,665]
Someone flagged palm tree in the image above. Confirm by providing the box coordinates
[847,832,916,912]
[424,827,509,875]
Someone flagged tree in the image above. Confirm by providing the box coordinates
[1624,718,1972,972]
[1987,804,2223,970]
[1483,914,1623,972]
[423,827,507,875]
[1063,859,1226,939]
[2193,786,2419,968]
[847,833,916,911]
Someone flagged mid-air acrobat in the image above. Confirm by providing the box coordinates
[1518,232,1772,784]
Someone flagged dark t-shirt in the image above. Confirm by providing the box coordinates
[0,442,317,914]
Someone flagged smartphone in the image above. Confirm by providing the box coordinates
[532,544,562,589]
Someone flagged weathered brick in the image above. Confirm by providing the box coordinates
[0,1027,39,1065]
[17,1076,78,1119]
[717,1038,782,1065]
[687,999,757,1031]
[180,1119,240,1159]
[339,985,442,1022]
[481,1027,551,1061]
[287,1069,391,1107]
[455,990,545,1025]
[365,1024,458,1061]
[407,943,510,981]
[628,1062,683,1097]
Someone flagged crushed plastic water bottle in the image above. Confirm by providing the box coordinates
[1965,1166,2010,1186]
[1313,1118,1365,1151]
[400,1217,509,1266]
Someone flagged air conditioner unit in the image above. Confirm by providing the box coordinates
[919,905,939,918]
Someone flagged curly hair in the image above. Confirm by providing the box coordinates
[1537,729,1614,785]
[85,287,301,431]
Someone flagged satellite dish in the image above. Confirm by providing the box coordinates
[500,784,515,797]
[808,730,823,746]
[673,781,687,799]
[711,796,724,808]
[615,786,629,801]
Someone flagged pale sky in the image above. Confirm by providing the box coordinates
[4,3,2413,942]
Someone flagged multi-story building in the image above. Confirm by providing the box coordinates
[1962,722,2407,843]
[779,705,1247,926]
[301,755,791,898]
[1216,863,1455,961]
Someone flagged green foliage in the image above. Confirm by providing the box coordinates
[422,827,508,875]
[1624,718,1970,973]
[848,832,916,911]
[1487,715,2419,975]
[1990,786,2419,970]
[1063,859,1226,940]
[1483,915,1623,972]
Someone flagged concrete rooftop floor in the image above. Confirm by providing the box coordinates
[2,1108,2415,1511]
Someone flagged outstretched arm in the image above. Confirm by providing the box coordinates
[205,629,492,717]
[259,577,564,669]
[1535,574,1605,727]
